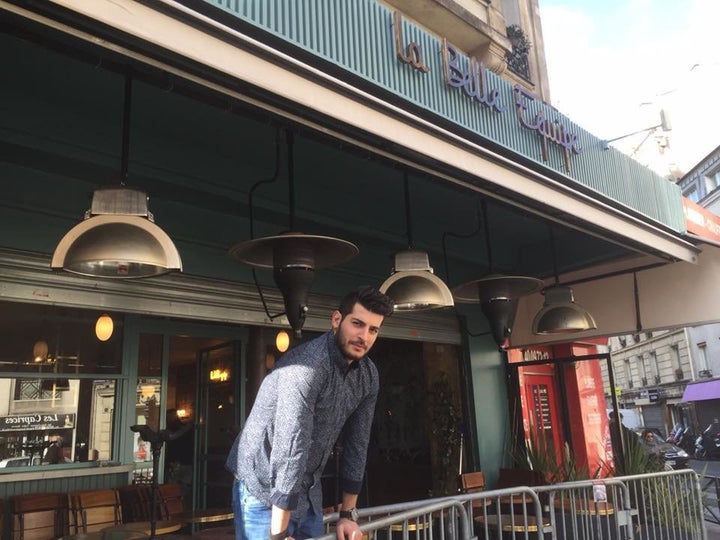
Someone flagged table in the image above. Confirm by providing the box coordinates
[60,532,148,540]
[475,513,551,533]
[175,508,234,525]
[102,521,182,536]
[554,498,615,516]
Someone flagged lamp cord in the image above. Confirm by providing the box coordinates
[120,72,133,186]
[403,171,413,248]
[441,197,491,338]
[549,224,560,285]
[247,126,285,321]
[481,199,494,274]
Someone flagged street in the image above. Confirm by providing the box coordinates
[690,458,720,477]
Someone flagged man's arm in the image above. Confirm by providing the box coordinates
[270,506,292,538]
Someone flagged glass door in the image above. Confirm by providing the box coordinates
[195,341,241,509]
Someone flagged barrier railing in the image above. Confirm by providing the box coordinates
[316,469,706,540]
[700,475,720,525]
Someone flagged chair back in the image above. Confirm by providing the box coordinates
[69,489,122,533]
[10,492,69,540]
[157,483,184,520]
[117,484,152,523]
[459,471,485,494]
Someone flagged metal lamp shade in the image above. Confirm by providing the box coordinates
[379,250,454,311]
[228,232,359,269]
[51,188,182,278]
[229,232,359,337]
[452,274,543,303]
[452,274,542,348]
[532,285,597,334]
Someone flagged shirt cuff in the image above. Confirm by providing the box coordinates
[340,478,362,494]
[270,490,299,511]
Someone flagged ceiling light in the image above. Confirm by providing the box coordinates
[532,225,597,335]
[32,340,49,363]
[50,74,182,278]
[275,330,290,353]
[380,172,453,311]
[95,314,114,341]
[380,250,454,310]
[532,285,597,334]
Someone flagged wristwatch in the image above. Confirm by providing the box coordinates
[339,508,359,522]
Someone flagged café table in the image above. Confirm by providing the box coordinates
[102,520,182,536]
[59,532,148,540]
[175,508,234,526]
[553,498,615,516]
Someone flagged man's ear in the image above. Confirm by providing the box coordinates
[331,310,342,332]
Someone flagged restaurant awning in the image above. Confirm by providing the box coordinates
[682,379,720,402]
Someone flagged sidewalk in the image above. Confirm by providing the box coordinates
[705,519,720,537]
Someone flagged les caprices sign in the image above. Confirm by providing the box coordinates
[392,12,580,172]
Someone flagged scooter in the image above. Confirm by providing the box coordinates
[677,426,696,456]
[695,424,720,458]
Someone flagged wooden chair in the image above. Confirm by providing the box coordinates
[157,483,185,520]
[69,489,122,533]
[10,492,69,540]
[459,471,486,493]
[117,484,152,523]
[459,471,486,513]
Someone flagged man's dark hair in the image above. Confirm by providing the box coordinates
[338,286,394,318]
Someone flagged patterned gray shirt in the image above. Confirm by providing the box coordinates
[225,331,379,517]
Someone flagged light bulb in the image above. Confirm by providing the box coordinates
[275,330,290,353]
[95,314,114,341]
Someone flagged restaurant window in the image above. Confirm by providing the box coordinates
[0,300,122,470]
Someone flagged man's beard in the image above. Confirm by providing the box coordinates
[334,330,366,362]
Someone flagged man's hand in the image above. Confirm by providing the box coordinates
[336,517,362,540]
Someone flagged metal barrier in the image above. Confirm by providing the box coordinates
[700,475,720,525]
[316,469,706,540]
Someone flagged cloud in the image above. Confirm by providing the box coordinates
[540,0,720,174]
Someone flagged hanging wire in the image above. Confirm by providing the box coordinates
[440,196,491,338]
[547,223,560,286]
[119,72,132,186]
[247,126,285,321]
[402,171,413,249]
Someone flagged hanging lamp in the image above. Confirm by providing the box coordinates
[51,72,182,278]
[451,200,542,348]
[229,130,358,337]
[95,314,114,341]
[380,172,453,311]
[532,225,597,334]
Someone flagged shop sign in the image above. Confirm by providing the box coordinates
[393,12,580,172]
[0,413,75,432]
[682,196,720,243]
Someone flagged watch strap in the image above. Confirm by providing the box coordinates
[339,508,357,521]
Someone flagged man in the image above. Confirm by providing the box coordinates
[226,286,394,540]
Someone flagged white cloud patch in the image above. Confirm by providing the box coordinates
[540,0,720,174]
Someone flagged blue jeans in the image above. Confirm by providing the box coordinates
[232,481,323,540]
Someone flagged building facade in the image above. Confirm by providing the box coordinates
[603,145,720,436]
[1,0,718,525]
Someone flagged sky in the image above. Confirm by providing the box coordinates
[539,0,720,177]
